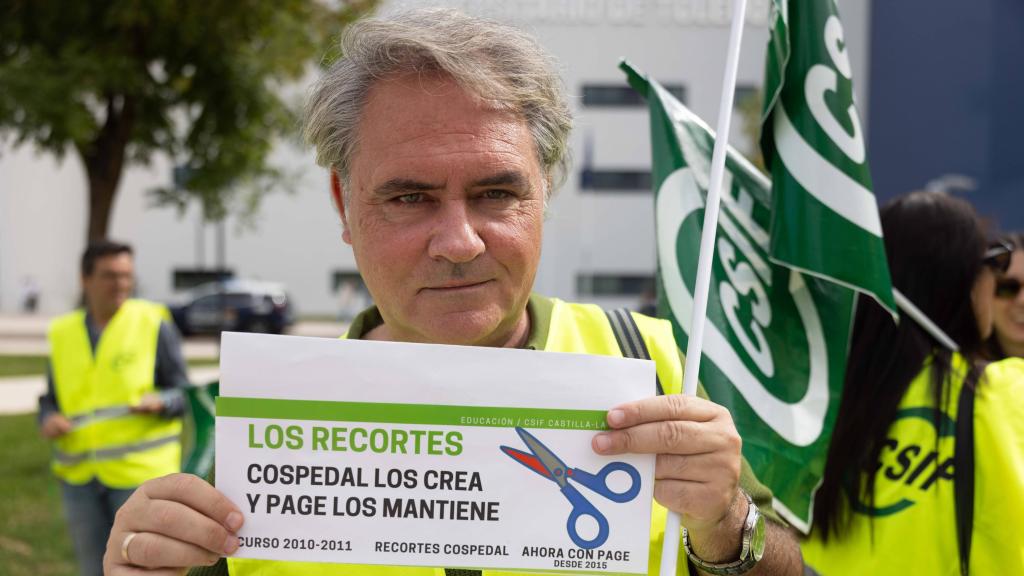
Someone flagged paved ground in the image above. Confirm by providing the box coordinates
[0,314,52,337]
[0,335,226,358]
[0,314,347,415]
[0,366,221,416]
[0,376,51,415]
[0,314,347,357]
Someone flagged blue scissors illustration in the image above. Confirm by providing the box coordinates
[500,427,641,549]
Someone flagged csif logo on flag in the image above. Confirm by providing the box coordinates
[651,86,846,448]
[621,0,895,531]
[761,0,895,313]
[620,60,856,530]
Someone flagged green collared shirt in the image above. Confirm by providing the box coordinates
[345,293,555,349]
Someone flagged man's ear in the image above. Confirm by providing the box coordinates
[330,169,352,245]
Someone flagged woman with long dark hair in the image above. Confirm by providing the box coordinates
[800,191,1024,574]
[988,232,1024,359]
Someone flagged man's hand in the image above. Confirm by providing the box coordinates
[132,393,165,414]
[593,394,742,538]
[103,473,243,575]
[41,413,73,439]
[593,395,804,575]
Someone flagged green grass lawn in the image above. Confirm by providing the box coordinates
[0,355,49,377]
[0,355,219,378]
[0,414,76,575]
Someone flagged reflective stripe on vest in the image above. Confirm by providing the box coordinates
[52,431,181,465]
[67,404,134,428]
[229,298,689,576]
[48,299,182,488]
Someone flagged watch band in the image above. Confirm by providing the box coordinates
[682,491,766,576]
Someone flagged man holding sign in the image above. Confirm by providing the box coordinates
[103,9,801,576]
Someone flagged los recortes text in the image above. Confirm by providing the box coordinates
[248,423,463,456]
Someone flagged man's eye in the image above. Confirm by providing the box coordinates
[395,193,424,204]
[482,189,512,200]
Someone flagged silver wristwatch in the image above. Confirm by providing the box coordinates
[682,491,766,576]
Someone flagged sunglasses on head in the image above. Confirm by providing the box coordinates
[996,277,1023,300]
[982,241,1013,274]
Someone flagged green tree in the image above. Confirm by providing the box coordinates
[0,0,376,240]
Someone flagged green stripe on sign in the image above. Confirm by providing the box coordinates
[216,397,610,431]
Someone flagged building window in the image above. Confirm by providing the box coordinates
[582,84,686,107]
[331,271,367,293]
[732,84,765,168]
[331,270,371,320]
[579,169,652,192]
[735,85,759,105]
[576,274,655,297]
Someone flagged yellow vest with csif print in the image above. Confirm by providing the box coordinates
[229,298,696,575]
[800,355,1024,575]
[48,299,182,488]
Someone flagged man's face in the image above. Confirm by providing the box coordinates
[339,74,546,347]
[82,253,134,314]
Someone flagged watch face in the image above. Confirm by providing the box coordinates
[750,512,767,561]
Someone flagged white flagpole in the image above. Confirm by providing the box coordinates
[660,0,749,574]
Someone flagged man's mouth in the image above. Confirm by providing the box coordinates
[422,280,492,292]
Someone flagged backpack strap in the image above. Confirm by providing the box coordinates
[954,375,976,576]
[605,308,665,396]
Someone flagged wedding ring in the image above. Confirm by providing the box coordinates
[121,531,139,564]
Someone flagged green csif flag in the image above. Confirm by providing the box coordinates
[761,0,895,312]
[621,60,854,532]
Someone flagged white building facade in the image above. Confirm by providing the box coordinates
[0,0,872,316]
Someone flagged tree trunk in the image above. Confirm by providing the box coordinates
[80,96,136,242]
[87,173,118,242]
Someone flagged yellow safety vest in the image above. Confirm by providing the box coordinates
[48,299,182,488]
[800,355,1024,575]
[230,299,692,575]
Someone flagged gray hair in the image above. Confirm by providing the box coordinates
[303,8,573,199]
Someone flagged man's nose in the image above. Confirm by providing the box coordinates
[427,200,485,263]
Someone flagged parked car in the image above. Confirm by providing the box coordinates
[170,279,294,335]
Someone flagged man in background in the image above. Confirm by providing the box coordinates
[39,240,189,576]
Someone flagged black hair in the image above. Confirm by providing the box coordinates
[813,191,990,540]
[81,240,133,276]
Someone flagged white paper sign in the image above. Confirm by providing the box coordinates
[216,332,656,574]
